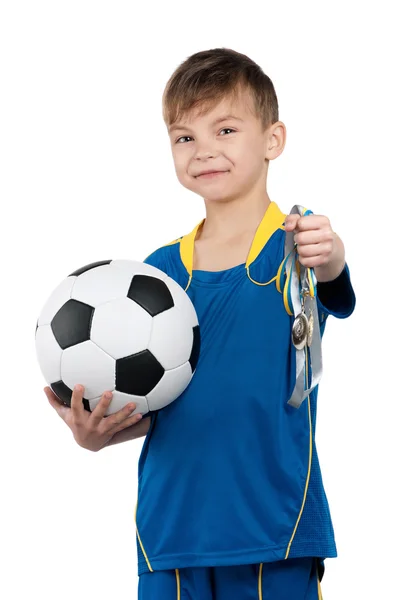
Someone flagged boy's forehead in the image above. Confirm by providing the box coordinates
[169,91,255,131]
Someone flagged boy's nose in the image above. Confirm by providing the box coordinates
[194,149,217,160]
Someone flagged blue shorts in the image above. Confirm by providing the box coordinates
[138,557,324,600]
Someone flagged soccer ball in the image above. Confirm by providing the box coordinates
[35,259,200,416]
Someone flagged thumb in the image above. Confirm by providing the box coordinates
[45,387,70,420]
[284,214,300,231]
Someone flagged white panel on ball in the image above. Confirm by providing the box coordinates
[71,264,136,308]
[112,259,168,281]
[146,362,193,411]
[148,305,194,370]
[91,296,152,359]
[164,277,199,327]
[35,324,63,383]
[89,390,149,417]
[61,340,116,399]
[37,277,75,326]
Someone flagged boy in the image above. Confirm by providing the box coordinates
[45,48,355,599]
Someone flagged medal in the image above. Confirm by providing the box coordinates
[283,205,323,408]
[292,311,309,350]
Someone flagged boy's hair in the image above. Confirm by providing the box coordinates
[162,48,279,133]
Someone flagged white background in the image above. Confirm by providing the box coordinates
[0,1,401,598]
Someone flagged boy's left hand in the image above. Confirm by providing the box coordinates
[284,213,346,281]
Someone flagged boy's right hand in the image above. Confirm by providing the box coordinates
[44,385,143,452]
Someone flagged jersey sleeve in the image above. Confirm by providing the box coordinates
[143,248,165,270]
[316,263,356,319]
[143,240,190,290]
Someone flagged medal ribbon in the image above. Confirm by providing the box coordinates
[281,205,323,408]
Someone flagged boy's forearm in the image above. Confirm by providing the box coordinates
[102,417,151,448]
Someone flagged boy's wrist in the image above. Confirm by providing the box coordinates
[102,416,150,448]
[314,233,345,282]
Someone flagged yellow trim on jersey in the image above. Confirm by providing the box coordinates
[134,499,153,572]
[284,349,313,558]
[246,271,277,287]
[163,236,183,247]
[178,202,286,278]
[184,275,192,291]
[283,262,293,316]
[175,569,181,600]
[317,569,323,600]
[275,255,287,294]
[179,219,204,276]
[258,563,263,599]
[245,201,286,268]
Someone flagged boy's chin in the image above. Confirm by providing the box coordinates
[202,193,238,204]
[182,180,239,203]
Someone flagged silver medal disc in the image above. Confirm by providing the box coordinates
[292,312,309,350]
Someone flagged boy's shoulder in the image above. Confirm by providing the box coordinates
[143,235,186,282]
[144,235,182,261]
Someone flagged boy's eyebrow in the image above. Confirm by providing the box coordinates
[169,114,244,133]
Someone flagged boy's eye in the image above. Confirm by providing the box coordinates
[219,128,235,136]
[175,128,235,144]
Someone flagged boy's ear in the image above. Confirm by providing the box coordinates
[265,121,287,160]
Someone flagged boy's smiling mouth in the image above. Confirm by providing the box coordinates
[196,170,229,178]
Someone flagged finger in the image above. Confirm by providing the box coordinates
[90,391,138,428]
[70,384,86,419]
[298,254,329,269]
[294,229,332,245]
[297,242,333,258]
[293,215,329,231]
[90,390,115,425]
[102,399,141,433]
[108,411,144,436]
[44,387,69,419]
[284,214,300,231]
[44,386,63,406]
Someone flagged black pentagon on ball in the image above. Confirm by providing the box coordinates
[190,325,201,373]
[68,260,112,277]
[128,275,174,316]
[51,299,94,350]
[116,350,165,396]
[50,380,91,412]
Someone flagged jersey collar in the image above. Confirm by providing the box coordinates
[179,201,286,277]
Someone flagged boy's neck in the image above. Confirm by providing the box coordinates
[198,192,272,242]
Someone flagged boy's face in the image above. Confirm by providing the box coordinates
[167,88,284,204]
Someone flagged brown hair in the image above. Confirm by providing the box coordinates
[162,48,279,133]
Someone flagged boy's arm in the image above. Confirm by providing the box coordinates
[102,416,151,449]
[314,232,345,283]
[314,233,356,318]
[316,263,354,316]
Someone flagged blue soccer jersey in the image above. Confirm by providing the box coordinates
[135,201,355,575]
